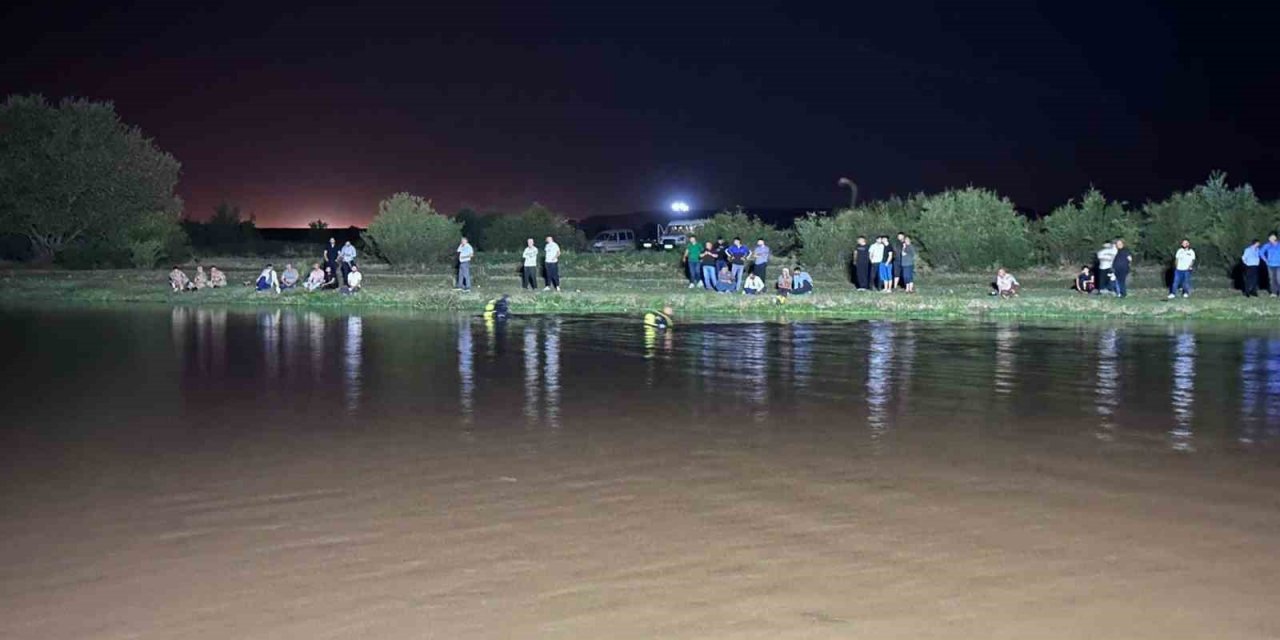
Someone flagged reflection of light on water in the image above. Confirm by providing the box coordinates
[1170,331,1195,452]
[307,312,325,383]
[524,323,540,425]
[457,318,474,426]
[259,309,281,381]
[343,316,362,415]
[281,311,300,381]
[994,324,1017,396]
[867,321,894,437]
[793,323,814,390]
[1095,328,1119,441]
[545,319,561,429]
[895,324,916,411]
[1239,338,1280,444]
[644,325,657,388]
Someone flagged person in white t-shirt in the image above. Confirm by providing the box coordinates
[1170,239,1196,299]
[521,238,539,290]
[991,268,1020,298]
[455,237,474,291]
[1096,242,1117,294]
[868,238,886,289]
[343,264,363,293]
[543,236,561,291]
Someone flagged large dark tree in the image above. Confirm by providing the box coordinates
[0,95,181,261]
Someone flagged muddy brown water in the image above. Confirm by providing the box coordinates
[2,306,1279,639]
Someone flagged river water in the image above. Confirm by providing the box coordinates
[2,306,1279,638]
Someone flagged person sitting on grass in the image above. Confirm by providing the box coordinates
[1074,266,1096,294]
[991,268,1020,298]
[743,272,765,295]
[323,265,340,290]
[208,266,227,288]
[776,267,793,296]
[280,263,300,289]
[792,267,814,295]
[192,266,208,290]
[342,264,363,294]
[715,266,737,292]
[303,263,326,291]
[255,264,281,294]
[170,266,193,292]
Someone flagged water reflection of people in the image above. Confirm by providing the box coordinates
[259,309,281,380]
[1170,330,1196,452]
[867,321,894,437]
[1239,337,1280,444]
[306,312,325,382]
[742,323,768,420]
[993,324,1017,396]
[524,322,540,424]
[545,318,561,429]
[343,315,363,414]
[1095,328,1119,440]
[457,317,474,425]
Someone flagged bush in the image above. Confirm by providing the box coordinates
[1141,173,1278,273]
[125,209,189,268]
[796,196,923,267]
[696,208,795,257]
[363,193,462,266]
[914,188,1032,270]
[483,203,583,253]
[1035,188,1138,265]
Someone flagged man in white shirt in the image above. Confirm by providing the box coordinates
[992,268,1019,298]
[1170,239,1195,299]
[543,236,561,291]
[456,237,474,291]
[1096,242,1117,295]
[868,238,886,290]
[521,238,539,290]
[344,264,363,293]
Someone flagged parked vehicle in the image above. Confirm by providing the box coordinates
[653,219,709,250]
[590,229,636,253]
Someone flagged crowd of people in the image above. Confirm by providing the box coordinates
[1062,234,1280,299]
[168,238,364,295]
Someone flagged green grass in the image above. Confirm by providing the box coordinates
[2,253,1279,321]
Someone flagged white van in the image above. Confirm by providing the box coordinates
[590,229,636,253]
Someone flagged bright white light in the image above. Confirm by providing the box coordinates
[670,201,690,213]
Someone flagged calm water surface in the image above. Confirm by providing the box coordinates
[2,306,1280,638]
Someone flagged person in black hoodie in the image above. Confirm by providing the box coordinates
[853,236,871,290]
[323,237,342,286]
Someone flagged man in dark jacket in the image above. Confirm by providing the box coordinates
[853,236,871,290]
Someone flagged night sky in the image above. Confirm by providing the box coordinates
[2,1,1276,227]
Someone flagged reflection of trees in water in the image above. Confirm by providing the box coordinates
[1170,331,1196,452]
[1239,337,1280,444]
[1095,328,1120,441]
[343,316,362,415]
[867,321,894,437]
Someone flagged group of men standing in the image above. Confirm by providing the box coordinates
[1240,233,1280,298]
[681,236,771,292]
[852,232,917,293]
[323,237,359,287]
[454,236,563,292]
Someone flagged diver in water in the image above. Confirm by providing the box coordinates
[483,294,511,320]
[643,305,674,330]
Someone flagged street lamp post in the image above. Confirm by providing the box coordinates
[837,177,858,209]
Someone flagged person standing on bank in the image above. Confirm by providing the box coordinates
[456,237,474,291]
[868,235,885,290]
[1096,241,1117,295]
[1170,239,1196,299]
[1113,239,1133,298]
[699,241,719,290]
[853,236,871,290]
[683,235,700,288]
[324,237,341,286]
[1261,232,1280,297]
[521,238,539,290]
[899,236,917,293]
[879,236,895,293]
[727,237,750,291]
[892,232,906,290]
[339,240,357,286]
[1242,239,1262,298]
[543,235,561,291]
[751,238,770,283]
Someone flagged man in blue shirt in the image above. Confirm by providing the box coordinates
[726,237,750,291]
[1261,232,1280,297]
[750,238,771,283]
[1242,239,1262,297]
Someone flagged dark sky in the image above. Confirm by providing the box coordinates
[3,1,1277,227]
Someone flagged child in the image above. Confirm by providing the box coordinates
[1074,266,1096,294]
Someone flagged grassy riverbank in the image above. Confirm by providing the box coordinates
[2,254,1279,320]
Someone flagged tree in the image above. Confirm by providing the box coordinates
[1141,173,1278,272]
[363,193,462,266]
[307,218,329,244]
[698,207,795,257]
[0,95,182,261]
[914,187,1032,270]
[1036,189,1138,265]
[483,203,583,252]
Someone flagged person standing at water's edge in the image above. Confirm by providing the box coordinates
[456,237,474,291]
[1170,239,1195,299]
[683,235,700,288]
[1242,239,1262,298]
[868,236,885,290]
[1096,241,1117,295]
[324,237,341,286]
[699,241,718,290]
[900,236,917,293]
[892,232,906,290]
[521,239,539,290]
[751,238,770,283]
[727,237,749,291]
[853,236,871,290]
[1113,239,1133,298]
[879,236,895,293]
[339,241,357,286]
[543,236,561,292]
[1261,233,1280,297]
